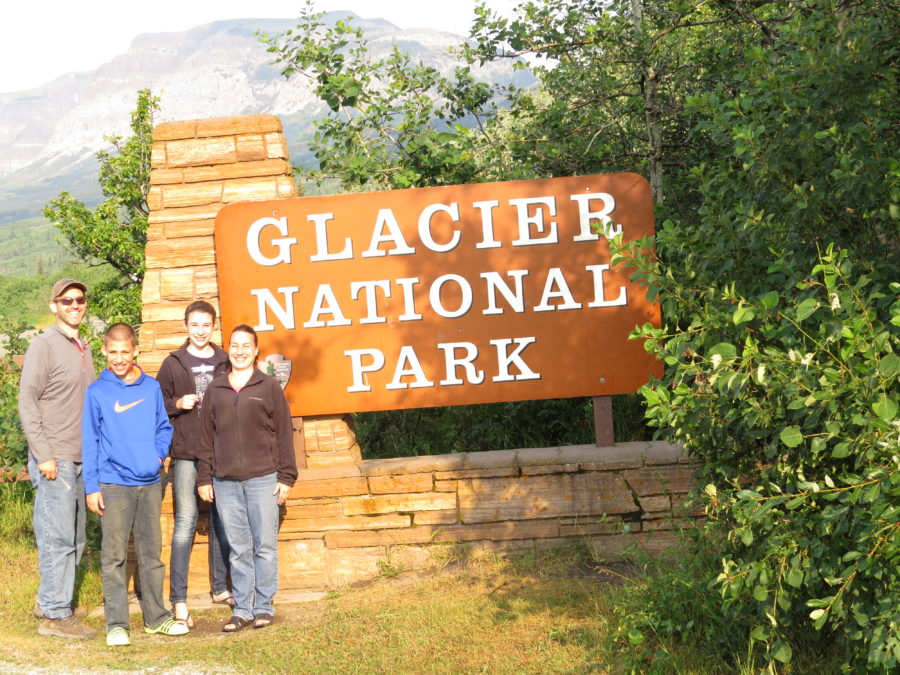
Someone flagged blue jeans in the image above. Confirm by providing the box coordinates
[214,473,279,621]
[169,459,231,603]
[28,458,86,620]
[99,481,169,631]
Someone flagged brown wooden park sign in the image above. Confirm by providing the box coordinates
[214,172,661,417]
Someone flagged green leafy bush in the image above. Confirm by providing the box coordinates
[0,318,32,473]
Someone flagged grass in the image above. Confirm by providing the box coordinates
[0,483,847,674]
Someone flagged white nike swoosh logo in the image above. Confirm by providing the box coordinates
[114,399,145,413]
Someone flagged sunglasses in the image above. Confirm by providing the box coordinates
[56,297,87,306]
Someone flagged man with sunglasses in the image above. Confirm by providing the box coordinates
[18,279,96,639]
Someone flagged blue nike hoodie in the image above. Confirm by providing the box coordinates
[82,366,173,495]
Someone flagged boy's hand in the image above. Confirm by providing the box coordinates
[86,492,105,516]
[274,482,291,505]
[198,484,214,502]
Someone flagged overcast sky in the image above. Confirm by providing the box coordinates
[0,1,520,93]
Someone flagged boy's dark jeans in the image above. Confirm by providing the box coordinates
[99,481,169,632]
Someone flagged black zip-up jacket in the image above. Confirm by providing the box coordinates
[196,368,298,488]
[157,344,230,460]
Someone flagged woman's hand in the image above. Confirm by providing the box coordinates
[198,484,215,502]
[274,482,291,505]
[177,394,200,410]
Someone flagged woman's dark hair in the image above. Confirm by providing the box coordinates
[184,300,217,323]
[230,324,259,349]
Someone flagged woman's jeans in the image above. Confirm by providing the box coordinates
[169,458,231,603]
[213,472,280,621]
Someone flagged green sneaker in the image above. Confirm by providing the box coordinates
[106,627,131,646]
[144,617,189,636]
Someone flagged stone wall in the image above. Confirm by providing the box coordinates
[143,114,697,593]
[165,442,697,591]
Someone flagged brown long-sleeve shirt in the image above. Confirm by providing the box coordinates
[18,325,95,464]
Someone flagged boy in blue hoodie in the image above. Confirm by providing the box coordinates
[83,323,188,646]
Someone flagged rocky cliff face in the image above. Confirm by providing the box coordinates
[0,14,522,222]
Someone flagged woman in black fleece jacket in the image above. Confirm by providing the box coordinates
[196,324,297,632]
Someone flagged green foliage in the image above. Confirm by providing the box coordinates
[0,480,34,542]
[0,217,70,277]
[632,247,898,668]
[354,393,647,458]
[612,3,900,668]
[43,89,157,325]
[0,318,31,472]
[261,1,507,189]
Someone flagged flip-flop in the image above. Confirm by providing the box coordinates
[222,615,251,633]
[173,614,194,629]
[172,605,194,629]
[253,613,273,629]
[211,591,236,608]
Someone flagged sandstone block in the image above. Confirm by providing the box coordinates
[433,468,517,480]
[141,270,161,304]
[520,463,579,476]
[460,449,518,469]
[281,513,409,534]
[148,204,223,226]
[279,538,327,572]
[573,443,645,470]
[265,132,289,159]
[277,174,297,198]
[306,450,362,470]
[362,454,466,476]
[458,472,636,524]
[325,519,561,549]
[145,235,216,268]
[326,546,386,586]
[558,521,623,537]
[236,134,267,162]
[166,137,237,167]
[368,473,433,494]
[413,510,459,526]
[289,477,368,499]
[303,416,358,453]
[147,186,163,212]
[633,441,690,465]
[642,517,693,531]
[193,266,220,297]
[637,494,671,513]
[138,353,165,375]
[281,499,344,519]
[149,167,183,185]
[151,143,168,168]
[222,177,286,203]
[180,158,292,184]
[296,465,363,481]
[434,479,458,492]
[159,268,196,301]
[154,120,198,141]
[195,114,283,138]
[138,325,156,355]
[160,182,224,209]
[342,492,457,516]
[142,302,193,323]
[623,464,697,496]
